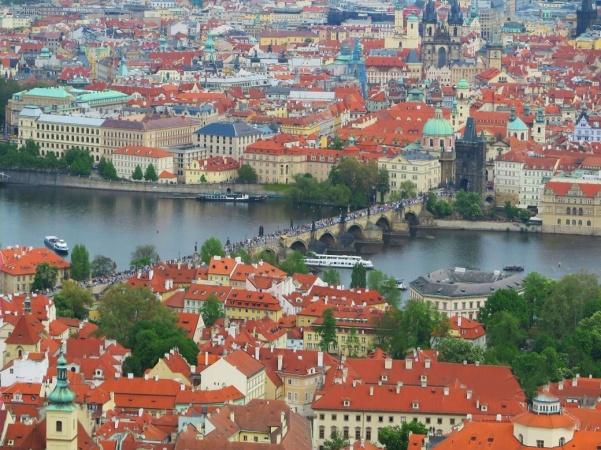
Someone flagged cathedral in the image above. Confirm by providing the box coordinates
[576,0,598,36]
[421,0,463,70]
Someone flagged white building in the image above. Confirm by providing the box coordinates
[572,107,601,143]
[0,352,49,387]
[111,145,175,180]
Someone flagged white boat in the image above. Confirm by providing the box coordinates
[44,236,69,253]
[304,254,374,269]
[396,279,407,290]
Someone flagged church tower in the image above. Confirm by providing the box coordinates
[447,0,464,62]
[532,107,546,144]
[394,0,404,36]
[46,350,78,450]
[576,0,598,36]
[421,0,439,69]
[404,13,420,49]
[486,28,503,70]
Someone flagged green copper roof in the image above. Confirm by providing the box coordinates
[47,349,76,408]
[25,87,72,99]
[422,109,454,136]
[75,90,129,103]
[457,79,469,89]
[407,13,419,22]
[507,116,528,131]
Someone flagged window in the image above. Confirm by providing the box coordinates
[366,428,372,440]
[331,414,337,421]
[378,416,384,423]
[536,440,544,448]
[437,418,443,424]
[450,418,455,425]
[56,421,63,432]
[366,415,371,422]
[344,415,349,422]
[356,415,361,422]
[355,428,361,439]
[319,426,325,439]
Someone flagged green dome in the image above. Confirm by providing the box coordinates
[457,79,469,89]
[507,116,528,131]
[47,350,76,406]
[407,13,419,22]
[422,109,454,136]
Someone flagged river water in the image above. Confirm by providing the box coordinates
[2,185,600,284]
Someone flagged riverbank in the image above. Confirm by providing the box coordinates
[1,169,270,195]
[426,219,539,232]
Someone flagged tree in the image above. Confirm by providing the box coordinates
[238,164,258,184]
[347,327,360,357]
[200,294,225,327]
[64,147,92,175]
[328,137,345,150]
[322,268,341,286]
[367,269,400,308]
[97,284,174,345]
[230,248,251,264]
[200,174,207,183]
[122,319,199,376]
[478,289,529,329]
[522,272,555,328]
[486,311,527,363]
[53,280,93,319]
[434,200,453,218]
[398,180,417,199]
[378,422,429,450]
[70,243,90,281]
[144,163,158,182]
[323,430,349,450]
[102,161,118,180]
[91,255,116,278]
[350,263,366,288]
[453,190,482,220]
[132,165,143,180]
[376,167,390,203]
[404,299,444,349]
[435,338,484,364]
[280,251,309,275]
[200,237,225,264]
[130,244,159,269]
[32,263,59,291]
[317,308,337,352]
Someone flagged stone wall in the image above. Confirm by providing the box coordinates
[432,219,540,232]
[2,169,269,195]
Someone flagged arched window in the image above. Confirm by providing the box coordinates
[579,208,583,215]
[518,434,523,444]
[572,220,576,225]
[566,219,570,225]
[559,438,565,446]
[557,219,561,225]
[572,207,577,215]
[567,208,571,215]
[578,220,582,226]
[587,220,591,226]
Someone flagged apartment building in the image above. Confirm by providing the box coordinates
[111,146,175,180]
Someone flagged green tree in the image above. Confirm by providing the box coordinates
[200,174,207,183]
[435,338,484,364]
[367,269,400,308]
[322,268,341,286]
[32,263,59,291]
[122,319,199,376]
[434,200,453,218]
[378,422,428,450]
[399,180,417,199]
[132,164,143,180]
[200,237,225,264]
[512,347,565,401]
[280,251,309,275]
[53,280,93,319]
[200,294,225,327]
[487,311,527,363]
[97,284,174,345]
[130,244,159,269]
[238,164,258,183]
[404,299,444,349]
[478,289,529,329]
[97,156,107,175]
[90,255,116,278]
[504,201,518,220]
[522,272,555,328]
[426,192,437,214]
[317,308,337,352]
[144,163,158,182]
[376,167,390,203]
[350,263,366,288]
[453,190,482,220]
[230,248,251,264]
[70,243,90,281]
[347,327,360,357]
[102,161,118,180]
[323,430,349,450]
[372,308,408,359]
[64,147,93,175]
[328,137,345,150]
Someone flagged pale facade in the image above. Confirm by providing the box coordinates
[184,156,239,184]
[200,353,266,403]
[380,151,441,196]
[242,148,307,184]
[111,146,175,180]
[494,158,524,206]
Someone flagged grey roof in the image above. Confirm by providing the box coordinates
[405,49,420,64]
[194,121,262,137]
[403,150,436,161]
[410,268,524,298]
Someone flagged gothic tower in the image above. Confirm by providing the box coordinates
[455,117,486,197]
[487,28,503,70]
[576,0,598,36]
[532,107,546,144]
[421,0,463,70]
[421,0,439,69]
[46,350,78,450]
[447,0,464,62]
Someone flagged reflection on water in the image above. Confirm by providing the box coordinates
[3,185,601,279]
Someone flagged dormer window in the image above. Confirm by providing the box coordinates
[381,374,388,381]
[343,400,350,407]
[412,402,419,410]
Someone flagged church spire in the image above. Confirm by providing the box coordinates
[47,349,76,406]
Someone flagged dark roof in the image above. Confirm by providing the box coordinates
[194,122,262,137]
[405,49,420,64]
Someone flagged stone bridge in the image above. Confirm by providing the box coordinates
[248,202,425,257]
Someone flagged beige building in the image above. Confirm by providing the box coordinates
[195,122,263,161]
[111,145,175,180]
[541,179,601,235]
[242,143,307,184]
[379,150,441,197]
[185,156,240,184]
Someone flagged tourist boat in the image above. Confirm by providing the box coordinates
[503,265,524,272]
[396,278,407,290]
[196,192,267,202]
[304,254,374,269]
[44,236,69,253]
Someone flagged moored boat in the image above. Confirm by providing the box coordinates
[196,192,267,202]
[503,265,524,272]
[304,253,374,269]
[44,236,69,253]
[396,278,407,290]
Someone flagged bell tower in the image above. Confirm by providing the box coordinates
[46,349,78,450]
[576,0,598,36]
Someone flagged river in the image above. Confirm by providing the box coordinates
[2,185,600,284]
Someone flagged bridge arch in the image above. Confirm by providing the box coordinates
[318,231,336,248]
[484,194,495,205]
[405,211,419,225]
[290,240,308,253]
[347,224,365,240]
[375,216,392,231]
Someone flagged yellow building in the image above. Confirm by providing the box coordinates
[145,348,193,386]
[379,150,441,198]
[225,290,283,322]
[184,156,239,184]
[541,179,601,235]
[242,142,307,184]
[259,30,319,47]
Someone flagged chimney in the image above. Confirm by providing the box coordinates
[154,375,159,381]
[277,354,283,371]
[369,386,374,396]
[137,269,142,279]
[204,352,209,366]
[149,269,154,280]
[128,373,133,379]
[475,361,480,367]
[230,411,235,422]
[444,386,449,396]
[558,380,564,390]
[254,346,260,360]
[496,414,502,422]
[405,358,413,370]
[396,382,402,394]
[467,390,472,400]
[384,357,392,370]
[572,376,578,387]
[317,351,324,367]
[180,383,185,391]
[425,358,431,369]
[457,316,462,327]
